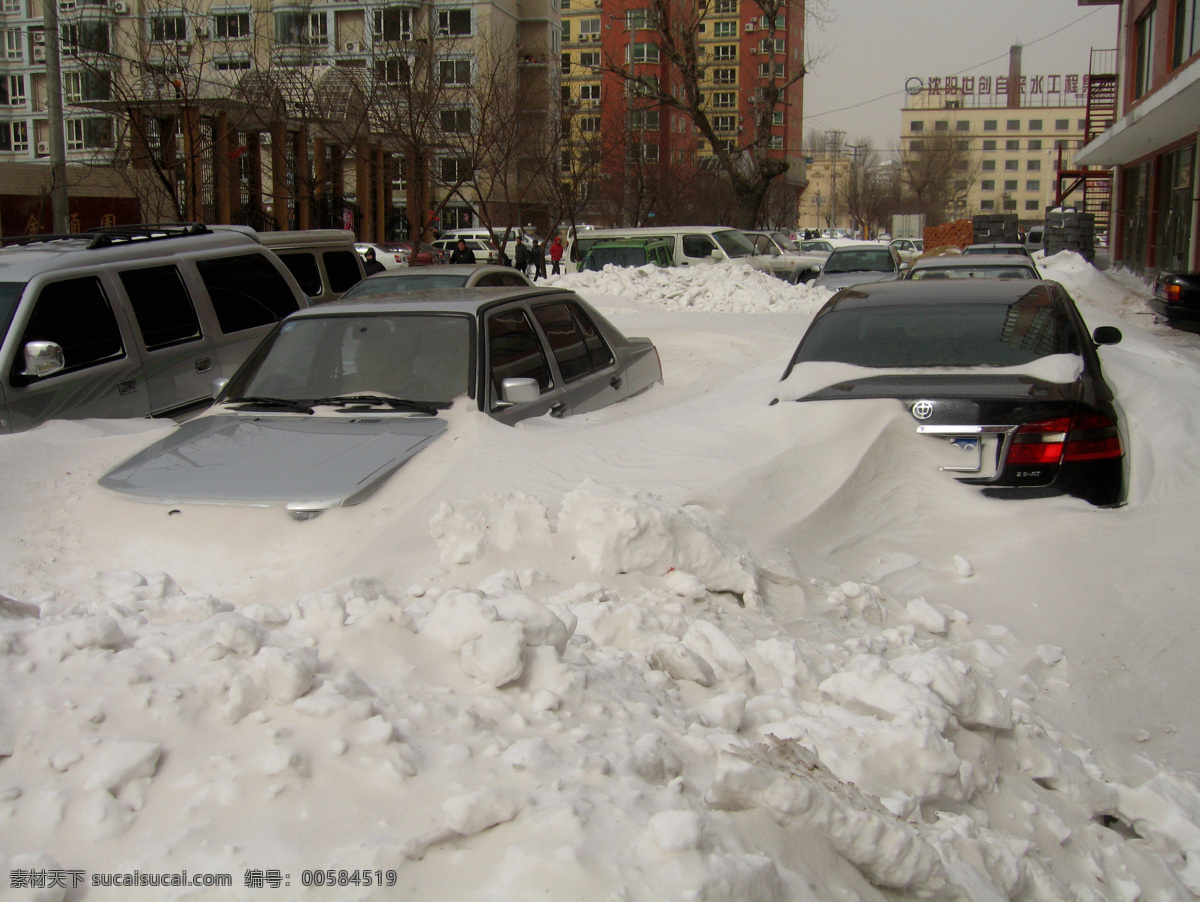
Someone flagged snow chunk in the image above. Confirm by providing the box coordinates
[461,621,526,687]
[80,739,161,795]
[443,787,526,836]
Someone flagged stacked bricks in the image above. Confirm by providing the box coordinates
[1044,208,1095,263]
[972,214,1020,243]
[923,219,975,251]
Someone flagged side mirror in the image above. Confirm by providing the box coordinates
[500,377,541,405]
[899,261,911,272]
[710,248,728,261]
[21,340,65,379]
[1093,325,1122,346]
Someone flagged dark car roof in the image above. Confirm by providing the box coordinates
[825,278,1058,311]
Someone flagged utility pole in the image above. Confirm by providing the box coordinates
[826,129,844,232]
[43,0,70,232]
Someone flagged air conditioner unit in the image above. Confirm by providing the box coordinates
[32,45,46,61]
[112,0,128,11]
[36,141,49,155]
[745,22,755,31]
[344,40,359,51]
[33,31,46,44]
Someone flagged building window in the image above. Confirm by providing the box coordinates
[713,115,736,133]
[630,109,659,130]
[580,83,600,103]
[713,20,736,37]
[772,111,784,126]
[956,121,970,131]
[712,91,736,108]
[638,142,659,163]
[757,61,783,78]
[714,0,736,12]
[981,180,995,191]
[934,120,948,131]
[910,121,924,132]
[712,68,735,84]
[1004,179,1018,191]
[630,42,659,63]
[213,13,250,39]
[1028,139,1042,150]
[1025,199,1039,211]
[150,14,187,42]
[2,0,19,12]
[1135,6,1156,98]
[375,57,411,83]
[374,8,412,42]
[768,135,783,149]
[1055,119,1069,130]
[1003,199,1017,211]
[440,157,471,183]
[983,119,997,131]
[981,159,996,171]
[439,58,471,85]
[61,21,108,54]
[560,51,570,74]
[560,21,570,42]
[1029,119,1043,130]
[578,116,599,133]
[1025,159,1040,171]
[5,74,25,106]
[1005,139,1020,151]
[441,108,470,132]
[437,9,471,36]
[1006,119,1020,130]
[578,18,600,38]
[982,139,996,151]
[756,37,784,54]
[712,44,736,61]
[214,58,251,70]
[980,199,995,210]
[579,50,599,68]
[627,8,657,30]
[1005,159,1019,171]
[1175,0,1199,65]
[1026,180,1040,191]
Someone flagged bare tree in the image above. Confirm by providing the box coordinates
[897,132,977,226]
[606,0,806,228]
[836,142,893,238]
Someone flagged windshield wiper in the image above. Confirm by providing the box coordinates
[314,394,440,416]
[228,396,315,414]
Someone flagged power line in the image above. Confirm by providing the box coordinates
[805,7,1107,120]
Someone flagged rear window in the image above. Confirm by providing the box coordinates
[196,252,301,334]
[276,252,322,297]
[795,298,1080,368]
[824,248,896,274]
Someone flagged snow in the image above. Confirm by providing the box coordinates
[2,253,1200,900]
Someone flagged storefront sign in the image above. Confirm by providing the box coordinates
[905,74,1090,100]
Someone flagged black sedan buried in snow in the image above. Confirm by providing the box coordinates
[777,279,1127,506]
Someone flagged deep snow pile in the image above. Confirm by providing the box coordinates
[2,252,1200,901]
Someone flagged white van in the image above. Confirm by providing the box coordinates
[0,223,310,433]
[565,226,769,274]
[213,226,365,305]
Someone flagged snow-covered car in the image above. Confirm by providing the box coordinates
[904,254,1041,280]
[742,230,828,283]
[341,265,533,297]
[810,243,907,290]
[100,288,663,517]
[777,278,1126,505]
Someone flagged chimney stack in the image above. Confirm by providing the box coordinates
[1008,45,1022,109]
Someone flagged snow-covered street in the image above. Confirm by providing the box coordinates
[3,254,1200,901]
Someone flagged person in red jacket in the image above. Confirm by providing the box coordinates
[549,235,564,275]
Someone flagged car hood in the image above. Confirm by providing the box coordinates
[813,271,900,290]
[99,412,446,513]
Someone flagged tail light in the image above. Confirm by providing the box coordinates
[1156,281,1182,302]
[1005,412,1122,466]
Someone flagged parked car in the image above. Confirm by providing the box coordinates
[1150,271,1200,328]
[100,288,663,516]
[355,242,408,270]
[963,243,1034,260]
[342,265,533,296]
[777,278,1126,506]
[742,230,827,283]
[1025,226,1046,254]
[227,228,364,304]
[0,223,310,433]
[904,254,1041,280]
[389,240,447,265]
[888,238,925,263]
[431,236,500,265]
[810,243,906,290]
[566,226,771,275]
[581,238,674,271]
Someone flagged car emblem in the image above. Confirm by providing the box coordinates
[911,400,935,420]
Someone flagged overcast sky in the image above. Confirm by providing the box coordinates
[801,0,1122,151]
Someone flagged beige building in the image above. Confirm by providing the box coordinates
[899,53,1091,225]
[796,152,851,232]
[0,0,559,237]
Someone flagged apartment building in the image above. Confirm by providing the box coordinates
[0,0,559,238]
[900,75,1090,226]
[1074,0,1200,274]
[559,0,805,226]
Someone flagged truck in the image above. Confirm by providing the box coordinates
[890,214,926,240]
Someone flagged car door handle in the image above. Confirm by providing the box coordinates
[195,357,212,374]
[609,376,622,390]
[549,402,567,418]
[118,379,137,395]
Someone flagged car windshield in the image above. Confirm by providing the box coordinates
[227,313,474,406]
[345,274,470,295]
[823,248,896,274]
[714,230,758,258]
[801,241,832,252]
[910,266,1037,280]
[794,298,1080,368]
[770,232,801,251]
[0,281,26,342]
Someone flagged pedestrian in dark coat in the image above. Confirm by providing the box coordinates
[514,239,530,275]
[362,248,386,274]
[448,239,476,264]
[532,241,547,280]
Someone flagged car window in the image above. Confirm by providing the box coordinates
[794,296,1080,368]
[714,230,757,258]
[14,276,124,382]
[276,252,323,297]
[196,253,301,335]
[324,250,363,293]
[682,235,717,260]
[119,265,203,350]
[532,300,614,382]
[487,307,553,399]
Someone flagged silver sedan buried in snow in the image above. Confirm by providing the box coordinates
[100,287,662,517]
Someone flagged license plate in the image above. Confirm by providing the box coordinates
[933,434,983,473]
[918,427,1006,478]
